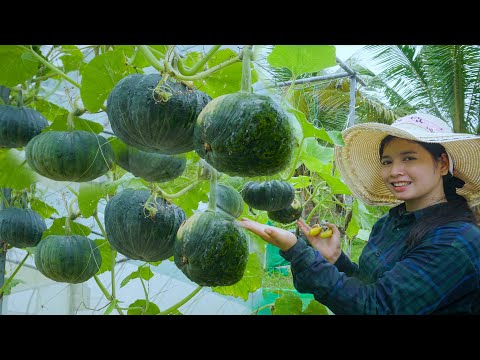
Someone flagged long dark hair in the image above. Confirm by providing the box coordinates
[379,135,477,249]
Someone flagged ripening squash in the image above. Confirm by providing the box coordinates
[215,184,244,219]
[0,105,49,148]
[174,210,249,287]
[106,73,211,154]
[25,130,114,182]
[0,207,46,248]
[104,189,186,262]
[240,180,295,211]
[194,92,294,177]
[34,235,102,284]
[111,138,186,183]
[267,199,303,224]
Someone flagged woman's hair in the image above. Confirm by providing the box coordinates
[379,135,478,249]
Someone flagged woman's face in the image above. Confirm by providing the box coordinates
[380,138,449,211]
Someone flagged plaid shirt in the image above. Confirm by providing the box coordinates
[280,203,480,314]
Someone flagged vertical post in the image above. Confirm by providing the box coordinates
[343,76,357,257]
[0,188,12,313]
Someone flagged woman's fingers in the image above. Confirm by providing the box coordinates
[236,218,272,242]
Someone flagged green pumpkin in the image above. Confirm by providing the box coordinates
[25,130,114,182]
[267,199,303,224]
[0,207,46,248]
[216,184,244,219]
[240,180,295,211]
[174,210,249,287]
[0,105,49,148]
[111,138,186,183]
[194,92,294,177]
[106,73,211,154]
[34,235,102,284]
[104,189,186,262]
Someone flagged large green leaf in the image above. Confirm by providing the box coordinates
[321,173,351,195]
[41,217,92,238]
[120,265,155,288]
[267,45,336,78]
[80,49,135,113]
[59,45,84,73]
[127,299,160,315]
[30,198,58,218]
[213,252,263,301]
[271,291,303,315]
[94,239,117,275]
[78,182,109,218]
[0,46,39,87]
[300,138,334,175]
[192,48,258,98]
[302,299,329,315]
[346,199,377,239]
[288,107,343,145]
[0,149,36,190]
[35,98,103,133]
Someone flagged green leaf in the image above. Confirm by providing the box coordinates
[302,299,329,315]
[127,299,160,315]
[80,49,135,113]
[34,98,104,133]
[271,291,303,315]
[41,217,92,238]
[0,46,39,87]
[94,239,117,275]
[212,252,263,301]
[192,48,258,98]
[59,45,84,73]
[0,149,37,190]
[267,45,336,78]
[321,173,352,195]
[356,229,371,241]
[30,198,58,218]
[289,176,312,189]
[300,138,334,172]
[78,182,109,218]
[168,180,210,217]
[346,199,377,239]
[120,265,155,288]
[288,108,340,145]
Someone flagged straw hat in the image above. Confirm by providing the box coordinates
[334,113,480,207]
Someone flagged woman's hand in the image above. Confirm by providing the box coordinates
[236,218,298,251]
[296,218,341,264]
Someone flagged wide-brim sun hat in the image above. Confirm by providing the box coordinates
[334,113,480,207]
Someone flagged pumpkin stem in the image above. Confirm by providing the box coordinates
[177,45,221,76]
[0,252,29,297]
[240,45,253,93]
[16,89,23,107]
[207,163,218,212]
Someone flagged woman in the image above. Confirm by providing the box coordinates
[239,113,480,314]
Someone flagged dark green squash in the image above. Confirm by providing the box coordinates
[267,199,303,224]
[34,235,102,284]
[216,184,244,219]
[106,73,211,154]
[174,210,249,287]
[194,92,294,177]
[0,105,49,148]
[0,207,46,248]
[240,180,295,211]
[104,188,186,262]
[25,130,114,182]
[111,138,186,183]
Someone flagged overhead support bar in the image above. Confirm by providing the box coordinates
[336,56,366,87]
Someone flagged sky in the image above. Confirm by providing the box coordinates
[335,45,365,62]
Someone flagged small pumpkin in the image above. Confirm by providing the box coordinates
[267,198,303,224]
[174,210,249,287]
[104,188,186,262]
[194,92,294,177]
[111,138,186,183]
[215,184,244,219]
[25,130,114,182]
[240,180,295,211]
[0,105,49,148]
[0,207,46,248]
[34,235,102,284]
[106,73,211,154]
